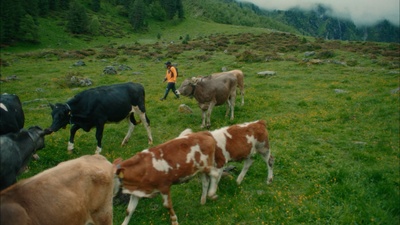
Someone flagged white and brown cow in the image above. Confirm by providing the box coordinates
[176,73,237,129]
[113,131,220,225]
[181,120,274,186]
[211,69,245,106]
[0,154,120,225]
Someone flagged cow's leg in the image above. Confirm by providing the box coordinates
[236,157,254,185]
[122,195,140,225]
[68,124,80,153]
[225,100,231,118]
[240,88,244,106]
[139,112,153,145]
[207,168,219,200]
[200,173,210,205]
[124,107,153,145]
[260,149,274,184]
[228,94,236,120]
[201,110,207,129]
[205,102,216,128]
[162,192,178,225]
[95,125,105,154]
[121,114,136,146]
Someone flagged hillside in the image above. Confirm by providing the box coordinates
[185,0,400,43]
[1,0,399,48]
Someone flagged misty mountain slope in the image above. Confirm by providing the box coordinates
[184,0,399,43]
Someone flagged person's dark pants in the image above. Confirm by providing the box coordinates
[162,82,179,99]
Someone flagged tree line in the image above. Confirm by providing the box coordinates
[0,0,184,45]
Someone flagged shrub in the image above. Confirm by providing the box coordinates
[317,50,335,59]
[236,50,263,62]
[347,59,358,67]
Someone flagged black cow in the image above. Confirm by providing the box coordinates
[0,93,24,135]
[0,126,46,191]
[47,82,153,154]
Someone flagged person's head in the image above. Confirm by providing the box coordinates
[165,61,172,68]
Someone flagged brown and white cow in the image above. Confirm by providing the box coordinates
[212,69,245,106]
[181,120,274,186]
[176,73,237,128]
[113,131,220,225]
[0,154,120,225]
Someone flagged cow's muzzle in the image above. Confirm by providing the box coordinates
[44,128,54,135]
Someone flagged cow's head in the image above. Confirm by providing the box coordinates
[47,103,71,133]
[27,126,46,151]
[176,78,197,97]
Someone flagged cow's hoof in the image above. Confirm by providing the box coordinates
[67,150,73,154]
[95,147,102,154]
[121,140,127,146]
[32,154,40,160]
[210,194,218,200]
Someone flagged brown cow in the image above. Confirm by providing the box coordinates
[176,73,237,128]
[212,69,245,106]
[0,154,120,225]
[113,131,220,225]
[180,120,274,186]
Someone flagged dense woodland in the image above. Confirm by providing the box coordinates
[0,0,183,44]
[0,0,399,45]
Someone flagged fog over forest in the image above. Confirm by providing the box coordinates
[238,0,400,26]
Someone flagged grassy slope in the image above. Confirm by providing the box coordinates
[0,14,399,225]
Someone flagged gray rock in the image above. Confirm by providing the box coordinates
[103,66,117,75]
[73,60,86,66]
[257,71,276,76]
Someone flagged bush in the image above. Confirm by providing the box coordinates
[317,50,335,59]
[236,50,264,62]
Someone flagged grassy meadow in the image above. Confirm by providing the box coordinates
[0,19,399,225]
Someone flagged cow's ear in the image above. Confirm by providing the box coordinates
[191,77,199,85]
[49,103,55,110]
[118,170,124,179]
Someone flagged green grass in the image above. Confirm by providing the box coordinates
[1,17,399,225]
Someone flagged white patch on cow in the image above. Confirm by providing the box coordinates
[186,144,209,166]
[151,149,173,173]
[0,103,8,112]
[211,127,232,162]
[131,105,140,113]
[122,188,158,198]
[246,134,258,155]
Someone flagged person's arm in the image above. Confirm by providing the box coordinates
[170,67,177,82]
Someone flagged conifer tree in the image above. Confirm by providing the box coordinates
[129,0,147,31]
[19,14,40,43]
[67,1,89,34]
[91,0,101,12]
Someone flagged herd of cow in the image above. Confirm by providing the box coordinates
[0,70,274,225]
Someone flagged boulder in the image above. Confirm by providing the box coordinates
[103,66,117,75]
[73,60,86,67]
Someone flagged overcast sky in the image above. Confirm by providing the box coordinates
[237,0,400,27]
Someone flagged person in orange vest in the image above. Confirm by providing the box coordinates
[160,61,180,101]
